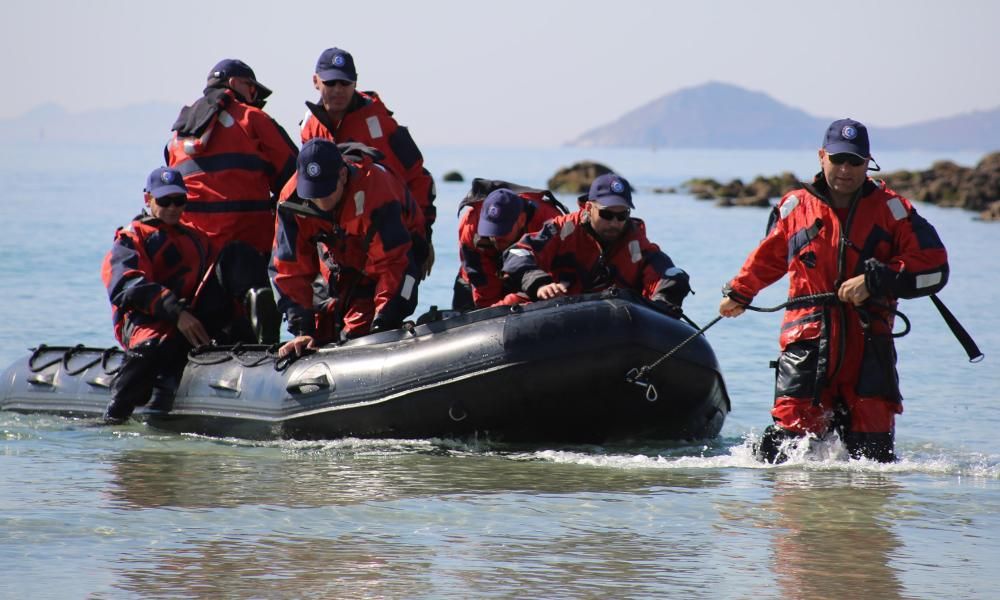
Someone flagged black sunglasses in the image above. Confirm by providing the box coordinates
[154,195,187,208]
[597,208,630,222]
[323,79,354,87]
[829,153,866,167]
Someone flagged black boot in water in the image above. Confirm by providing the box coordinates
[844,431,897,463]
[754,425,801,464]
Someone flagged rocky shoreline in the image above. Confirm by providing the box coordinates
[542,152,998,221]
[674,151,1000,221]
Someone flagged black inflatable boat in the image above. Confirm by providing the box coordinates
[0,291,730,443]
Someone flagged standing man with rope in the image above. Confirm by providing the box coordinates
[719,119,949,463]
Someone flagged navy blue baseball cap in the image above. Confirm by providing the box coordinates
[207,58,272,100]
[823,118,870,158]
[478,189,525,237]
[588,173,634,209]
[297,139,346,200]
[315,48,357,82]
[144,167,187,199]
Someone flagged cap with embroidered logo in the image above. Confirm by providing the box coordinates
[588,173,634,208]
[296,139,346,200]
[823,118,870,158]
[478,189,526,237]
[315,48,357,82]
[144,167,187,199]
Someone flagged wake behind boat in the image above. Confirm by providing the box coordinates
[0,291,730,443]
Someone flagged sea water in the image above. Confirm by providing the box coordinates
[1,142,998,598]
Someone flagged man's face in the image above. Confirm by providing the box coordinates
[311,167,348,212]
[587,201,630,243]
[229,76,258,104]
[820,149,869,198]
[313,74,356,115]
[146,193,186,225]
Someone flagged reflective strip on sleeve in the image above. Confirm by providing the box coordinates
[508,248,531,257]
[366,116,383,139]
[629,240,642,263]
[887,197,908,221]
[916,272,943,289]
[559,221,575,240]
[401,274,416,300]
[218,111,234,127]
[779,195,800,219]
[354,191,365,216]
[665,266,683,277]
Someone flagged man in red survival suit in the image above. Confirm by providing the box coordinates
[166,59,298,257]
[502,173,691,313]
[454,183,566,310]
[300,47,436,279]
[270,139,419,359]
[101,167,274,424]
[718,119,949,463]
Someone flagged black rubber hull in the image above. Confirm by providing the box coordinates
[0,292,730,443]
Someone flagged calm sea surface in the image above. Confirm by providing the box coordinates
[1,143,997,599]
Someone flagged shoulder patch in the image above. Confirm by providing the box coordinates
[779,195,800,219]
[366,116,383,139]
[628,240,642,263]
[916,272,943,289]
[509,248,531,257]
[887,197,908,221]
[354,191,366,216]
[218,111,235,127]
[559,220,576,240]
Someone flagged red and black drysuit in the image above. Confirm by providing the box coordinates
[270,161,418,341]
[101,214,269,420]
[455,181,567,310]
[723,176,948,461]
[301,90,435,268]
[502,208,691,310]
[167,87,298,255]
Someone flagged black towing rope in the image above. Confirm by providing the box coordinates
[625,288,984,402]
[625,292,839,401]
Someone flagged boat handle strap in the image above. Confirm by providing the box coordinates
[286,375,330,395]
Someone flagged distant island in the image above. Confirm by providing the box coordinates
[0,102,179,147]
[570,82,1000,153]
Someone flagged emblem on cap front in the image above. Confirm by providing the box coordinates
[160,171,174,183]
[306,162,322,177]
[610,179,625,194]
[842,125,857,140]
[487,205,501,219]
[333,55,345,67]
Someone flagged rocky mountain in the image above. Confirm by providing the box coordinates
[571,82,1000,152]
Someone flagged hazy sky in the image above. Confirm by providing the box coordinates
[4,0,999,146]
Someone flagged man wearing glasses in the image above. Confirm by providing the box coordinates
[101,168,272,424]
[165,59,296,343]
[300,48,436,280]
[719,118,949,463]
[166,59,298,258]
[502,173,691,313]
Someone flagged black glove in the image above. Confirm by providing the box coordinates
[652,300,684,319]
[370,313,401,334]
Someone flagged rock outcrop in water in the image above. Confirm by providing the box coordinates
[547,161,615,194]
[682,151,1000,221]
[878,152,1000,221]
[682,173,801,207]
